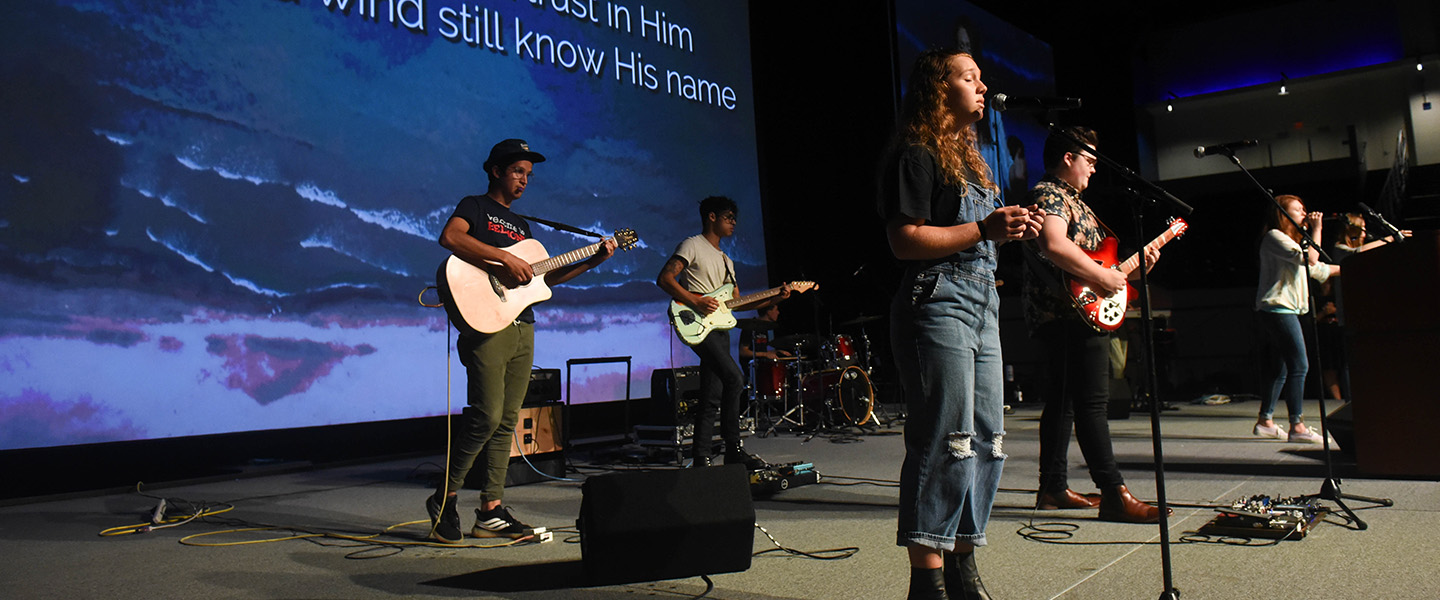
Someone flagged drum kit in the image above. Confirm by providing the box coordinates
[740,315,884,434]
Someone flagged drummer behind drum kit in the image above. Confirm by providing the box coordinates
[743,314,885,434]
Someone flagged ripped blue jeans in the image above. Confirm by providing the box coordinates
[893,262,1006,550]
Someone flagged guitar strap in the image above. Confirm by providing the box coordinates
[1023,197,1118,297]
[516,212,606,238]
[1022,242,1068,296]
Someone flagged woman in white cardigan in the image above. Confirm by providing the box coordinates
[1253,194,1339,443]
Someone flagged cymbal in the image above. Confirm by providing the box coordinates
[735,318,779,330]
[770,334,819,350]
[837,314,884,328]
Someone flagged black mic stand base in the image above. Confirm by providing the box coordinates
[1300,477,1394,531]
[1158,590,1181,600]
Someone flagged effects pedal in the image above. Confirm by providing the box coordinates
[749,461,820,496]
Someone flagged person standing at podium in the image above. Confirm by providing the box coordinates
[1254,194,1338,443]
[1316,213,1410,402]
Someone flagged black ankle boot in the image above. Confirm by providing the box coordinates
[907,567,948,600]
[724,441,767,470]
[945,551,992,600]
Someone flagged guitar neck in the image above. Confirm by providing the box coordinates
[531,239,607,276]
[1117,230,1179,276]
[725,285,786,309]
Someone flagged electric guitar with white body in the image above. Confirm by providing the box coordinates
[668,281,817,345]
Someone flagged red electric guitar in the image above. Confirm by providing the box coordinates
[1065,217,1188,332]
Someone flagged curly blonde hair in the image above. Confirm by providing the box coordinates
[890,49,997,192]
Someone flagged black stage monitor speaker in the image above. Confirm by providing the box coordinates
[578,464,754,584]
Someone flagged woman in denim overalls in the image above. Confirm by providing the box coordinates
[880,49,1044,600]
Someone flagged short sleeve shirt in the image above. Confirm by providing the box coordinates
[449,194,536,323]
[878,144,1001,273]
[1022,175,1108,330]
[672,235,735,295]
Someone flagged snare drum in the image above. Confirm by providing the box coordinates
[752,358,789,400]
[800,366,874,426]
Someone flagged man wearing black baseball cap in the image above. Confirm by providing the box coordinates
[426,138,616,543]
[482,138,546,173]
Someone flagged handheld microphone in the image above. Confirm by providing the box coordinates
[991,94,1081,112]
[1193,139,1259,158]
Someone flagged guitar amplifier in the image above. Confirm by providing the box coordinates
[526,368,561,405]
[650,366,701,426]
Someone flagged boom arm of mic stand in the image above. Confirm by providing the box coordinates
[1222,154,1335,264]
[1046,123,1193,216]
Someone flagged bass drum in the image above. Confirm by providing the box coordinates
[800,366,874,427]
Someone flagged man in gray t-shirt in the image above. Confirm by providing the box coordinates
[656,196,786,468]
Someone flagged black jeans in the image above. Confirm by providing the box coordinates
[1036,319,1125,492]
[689,328,744,458]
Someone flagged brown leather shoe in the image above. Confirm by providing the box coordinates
[1036,488,1102,510]
[1098,485,1173,524]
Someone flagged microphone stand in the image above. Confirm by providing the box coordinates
[1047,123,1187,600]
[1357,202,1407,244]
[1211,150,1393,530]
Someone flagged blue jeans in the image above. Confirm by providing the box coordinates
[1258,311,1307,424]
[892,263,1006,550]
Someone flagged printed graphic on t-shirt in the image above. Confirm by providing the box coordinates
[487,214,527,242]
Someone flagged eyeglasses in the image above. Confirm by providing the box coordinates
[720,212,738,223]
[504,166,533,180]
[1072,153,1098,168]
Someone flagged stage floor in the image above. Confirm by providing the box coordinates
[3,399,1437,599]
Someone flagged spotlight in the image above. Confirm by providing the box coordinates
[1279,73,1289,96]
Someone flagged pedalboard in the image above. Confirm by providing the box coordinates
[749,461,819,496]
[1197,494,1327,540]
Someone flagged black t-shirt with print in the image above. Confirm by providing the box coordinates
[450,194,536,324]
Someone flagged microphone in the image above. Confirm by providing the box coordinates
[1357,202,1406,242]
[991,94,1081,112]
[1193,139,1258,158]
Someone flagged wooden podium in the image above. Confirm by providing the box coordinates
[1340,230,1440,478]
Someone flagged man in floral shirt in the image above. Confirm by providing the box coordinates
[1021,126,1168,524]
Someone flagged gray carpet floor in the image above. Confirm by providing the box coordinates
[3,399,1436,599]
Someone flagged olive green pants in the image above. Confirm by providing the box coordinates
[442,321,534,503]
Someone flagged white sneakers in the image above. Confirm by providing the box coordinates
[1254,422,1323,444]
[1253,422,1286,439]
